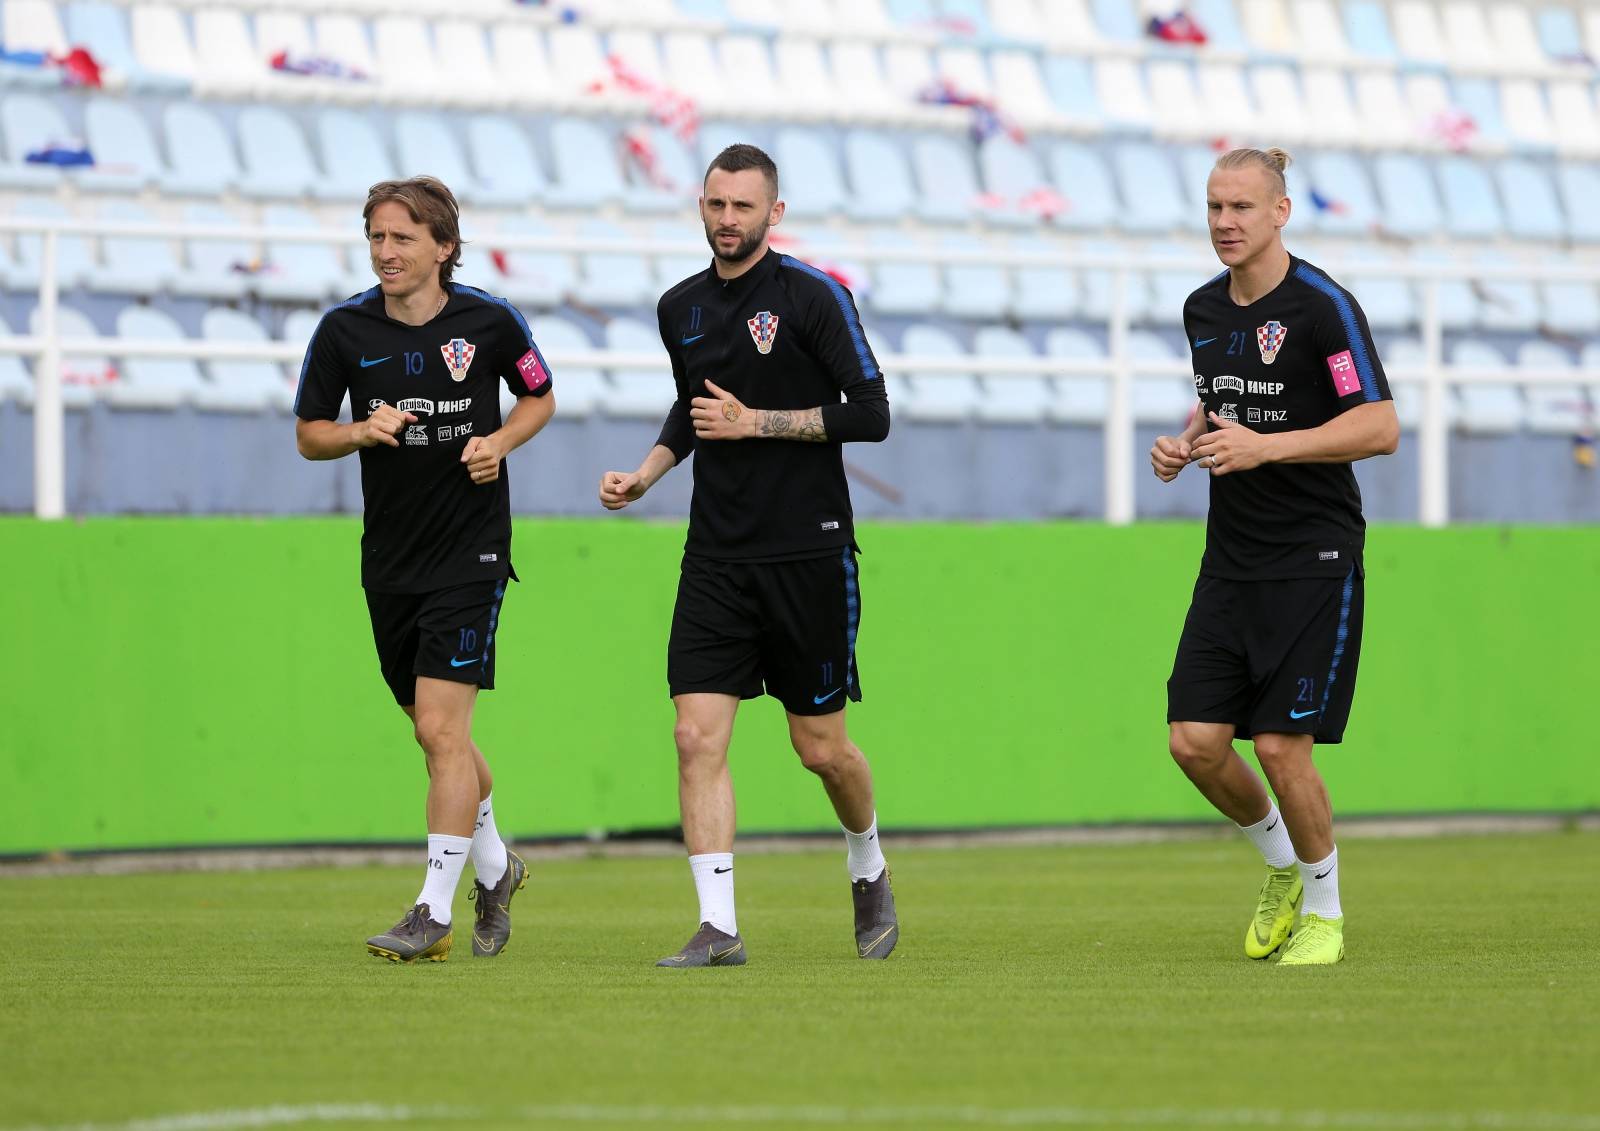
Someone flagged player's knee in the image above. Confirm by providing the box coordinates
[1169,730,1229,777]
[673,718,725,764]
[1252,734,1311,774]
[412,713,465,760]
[793,734,855,777]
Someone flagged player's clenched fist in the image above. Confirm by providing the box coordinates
[354,405,415,449]
[462,434,507,484]
[1151,435,1191,482]
[599,470,647,510]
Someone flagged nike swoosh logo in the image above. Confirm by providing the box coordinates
[710,941,743,962]
[813,687,842,705]
[713,866,732,874]
[442,849,464,855]
[1289,708,1319,719]
[1265,817,1278,832]
[1193,337,1216,348]
[680,334,705,345]
[858,926,896,957]
[449,656,482,668]
[1314,868,1334,879]
[359,356,391,368]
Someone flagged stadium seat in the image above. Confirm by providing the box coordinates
[237,107,320,200]
[0,309,33,404]
[1535,6,1586,61]
[3,0,66,56]
[161,103,240,197]
[530,315,609,419]
[372,17,448,104]
[1044,326,1109,424]
[1146,60,1208,142]
[651,222,705,294]
[1092,59,1153,135]
[1298,68,1363,150]
[1376,337,1424,429]
[192,9,267,98]
[486,24,556,109]
[0,93,77,189]
[882,41,938,106]
[1287,0,1350,57]
[842,132,918,223]
[1448,339,1523,433]
[1040,54,1099,131]
[1196,63,1259,143]
[1342,0,1399,58]
[547,120,627,211]
[602,317,675,418]
[1548,82,1600,159]
[1090,0,1141,41]
[129,4,198,90]
[433,21,497,106]
[1111,143,1186,234]
[1250,66,1311,147]
[11,198,96,292]
[1190,0,1250,53]
[1047,142,1118,232]
[1472,251,1541,333]
[900,323,981,423]
[972,325,1050,425]
[1435,156,1505,240]
[776,128,847,219]
[314,110,395,203]
[1305,152,1381,236]
[257,205,354,303]
[66,2,187,94]
[1145,243,1211,328]
[660,30,727,110]
[714,36,782,119]
[988,50,1060,133]
[1127,330,1193,427]
[79,99,164,194]
[167,203,250,301]
[466,117,548,208]
[1011,244,1080,322]
[911,135,982,224]
[195,308,294,412]
[489,216,577,310]
[1516,340,1587,435]
[105,305,208,409]
[1408,246,1479,332]
[394,112,498,207]
[1448,77,1509,149]
[1539,272,1600,336]
[1501,79,1559,152]
[1485,3,1545,67]
[1555,164,1600,244]
[775,39,842,122]
[92,200,178,296]
[866,230,942,316]
[1238,0,1295,54]
[1033,0,1105,49]
[938,233,1010,320]
[1077,238,1154,325]
[1371,154,1443,239]
[312,14,381,90]
[978,136,1052,228]
[575,219,655,309]
[28,304,105,406]
[1495,161,1566,241]
[1344,248,1417,334]
[1391,0,1448,66]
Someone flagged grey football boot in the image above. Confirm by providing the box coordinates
[656,922,748,968]
[366,903,452,963]
[468,848,528,958]
[852,869,899,959]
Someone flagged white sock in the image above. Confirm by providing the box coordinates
[417,833,472,925]
[843,813,887,882]
[1299,847,1342,919]
[688,852,737,936]
[1238,803,1296,868]
[471,793,508,888]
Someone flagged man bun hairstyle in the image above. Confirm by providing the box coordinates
[362,175,464,286]
[705,143,780,200]
[1214,147,1292,199]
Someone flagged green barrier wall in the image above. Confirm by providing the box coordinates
[2,519,1594,854]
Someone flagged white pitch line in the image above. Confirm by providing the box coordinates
[13,1104,1600,1131]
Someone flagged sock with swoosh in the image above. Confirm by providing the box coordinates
[470,792,508,888]
[417,833,473,926]
[688,853,737,936]
[843,814,887,882]
[1238,803,1296,868]
[1298,847,1341,919]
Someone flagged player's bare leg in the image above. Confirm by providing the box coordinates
[658,693,746,967]
[788,709,897,959]
[1170,721,1303,958]
[1255,732,1344,963]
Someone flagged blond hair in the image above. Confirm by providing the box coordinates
[1213,147,1292,199]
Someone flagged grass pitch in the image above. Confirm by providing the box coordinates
[3,832,1597,1131]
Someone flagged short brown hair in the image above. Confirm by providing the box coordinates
[705,143,779,200]
[362,176,463,286]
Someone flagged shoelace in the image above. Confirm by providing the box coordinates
[397,904,428,934]
[1287,916,1334,953]
[1255,871,1296,930]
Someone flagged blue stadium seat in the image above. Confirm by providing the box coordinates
[1409,247,1480,332]
[1012,250,1080,321]
[11,198,95,291]
[1090,0,1142,41]
[1540,271,1600,336]
[0,310,32,403]
[619,126,697,213]
[491,216,576,310]
[1048,142,1118,232]
[195,308,294,412]
[1555,164,1600,242]
[528,315,609,419]
[651,222,706,295]
[1448,339,1524,433]
[775,128,847,219]
[1343,0,1399,59]
[1435,156,1505,240]
[0,93,76,189]
[1495,160,1566,241]
[93,200,177,296]
[1041,55,1099,128]
[1376,337,1424,430]
[29,304,105,407]
[1127,330,1193,426]
[1188,0,1249,53]
[1450,77,1510,149]
[574,219,655,309]
[467,117,548,208]
[1044,326,1109,425]
[865,230,942,316]
[1536,7,1586,61]
[237,107,319,200]
[602,317,675,418]
[106,305,209,409]
[547,120,626,210]
[1304,152,1380,235]
[939,233,1010,320]
[973,325,1050,425]
[842,132,917,222]
[170,203,251,301]
[911,135,983,224]
[978,136,1051,229]
[161,104,240,197]
[1077,238,1154,325]
[395,112,486,205]
[315,110,395,203]
[1372,154,1444,239]
[1110,143,1186,234]
[67,2,187,94]
[1472,251,1540,333]
[258,205,352,303]
[900,323,982,423]
[1145,243,1210,328]
[78,99,164,194]
[1516,340,1586,435]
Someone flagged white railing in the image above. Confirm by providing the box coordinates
[2,217,1595,527]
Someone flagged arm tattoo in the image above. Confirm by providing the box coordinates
[757,407,828,442]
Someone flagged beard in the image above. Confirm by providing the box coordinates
[704,219,769,265]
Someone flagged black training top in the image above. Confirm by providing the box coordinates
[655,249,890,561]
[294,283,553,594]
[1183,255,1393,581]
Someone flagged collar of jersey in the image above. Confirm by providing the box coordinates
[709,246,780,296]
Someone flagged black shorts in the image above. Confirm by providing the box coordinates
[668,549,864,716]
[1167,567,1364,744]
[365,578,509,708]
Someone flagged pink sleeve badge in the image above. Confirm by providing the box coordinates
[515,348,549,393]
[1326,350,1361,397]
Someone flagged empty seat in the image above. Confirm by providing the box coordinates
[774,39,842,121]
[1540,272,1600,336]
[842,133,917,223]
[129,4,198,90]
[0,309,32,403]
[866,232,941,316]
[1547,82,1600,158]
[1516,340,1586,434]
[0,93,77,189]
[1501,79,1558,151]
[1372,154,1443,239]
[237,107,318,199]
[1494,161,1566,241]
[92,200,178,296]
[1299,69,1363,148]
[257,205,352,303]
[547,120,627,210]
[910,135,982,225]
[170,203,251,300]
[978,136,1054,229]
[488,216,576,310]
[1239,0,1296,54]
[1305,152,1381,235]
[1048,142,1118,232]
[1435,156,1504,239]
[1012,244,1080,322]
[1146,60,1207,141]
[1127,330,1193,426]
[372,17,446,102]
[939,234,1010,320]
[11,198,96,291]
[1471,251,1540,333]
[315,110,395,202]
[650,222,705,295]
[603,317,675,418]
[900,323,981,423]
[1044,326,1110,424]
[1077,238,1154,325]
[1111,143,1186,234]
[486,24,557,109]
[192,9,266,96]
[30,304,109,405]
[1409,247,1479,332]
[79,98,164,193]
[575,219,655,309]
[1145,243,1211,328]
[530,315,608,419]
[394,113,487,204]
[1092,59,1153,134]
[1377,337,1424,429]
[1448,339,1523,433]
[161,103,241,196]
[106,305,208,409]
[973,325,1051,425]
[988,49,1059,132]
[775,129,846,219]
[195,308,294,411]
[466,117,547,207]
[1343,248,1417,334]
[1041,55,1099,130]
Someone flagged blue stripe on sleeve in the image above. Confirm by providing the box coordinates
[293,286,378,416]
[1292,264,1380,403]
[453,283,552,393]
[779,254,879,383]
